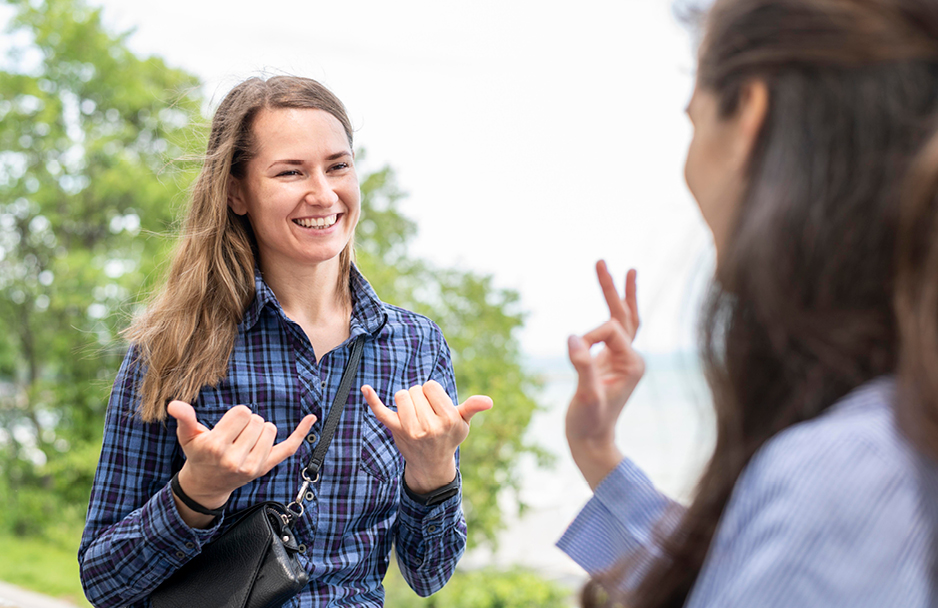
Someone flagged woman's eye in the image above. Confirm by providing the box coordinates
[277,169,301,177]
[331,162,349,171]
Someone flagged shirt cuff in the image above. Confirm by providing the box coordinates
[142,482,225,568]
[397,482,462,539]
[557,458,675,577]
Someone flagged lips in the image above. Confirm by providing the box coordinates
[293,214,338,229]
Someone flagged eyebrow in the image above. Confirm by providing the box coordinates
[267,151,352,169]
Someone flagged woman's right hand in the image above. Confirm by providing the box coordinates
[167,400,315,528]
[566,261,645,490]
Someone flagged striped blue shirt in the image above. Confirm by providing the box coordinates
[558,376,938,606]
[79,266,466,607]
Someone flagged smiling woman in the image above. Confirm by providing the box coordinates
[77,75,492,608]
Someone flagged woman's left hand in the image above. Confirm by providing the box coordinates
[362,381,493,494]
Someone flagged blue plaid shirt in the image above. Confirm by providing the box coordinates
[79,266,467,607]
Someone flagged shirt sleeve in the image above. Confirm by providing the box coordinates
[556,457,683,587]
[393,330,467,597]
[685,424,926,608]
[78,348,223,608]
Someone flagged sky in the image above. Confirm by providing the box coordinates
[12,0,716,358]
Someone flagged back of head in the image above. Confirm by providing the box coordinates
[127,75,355,423]
[586,1,938,606]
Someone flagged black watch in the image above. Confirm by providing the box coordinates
[402,470,461,506]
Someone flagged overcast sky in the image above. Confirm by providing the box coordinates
[12,1,715,358]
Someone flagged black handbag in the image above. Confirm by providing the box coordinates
[151,335,366,608]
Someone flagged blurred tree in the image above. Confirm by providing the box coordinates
[356,165,549,547]
[0,0,201,534]
[0,0,548,550]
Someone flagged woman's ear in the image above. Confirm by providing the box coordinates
[227,176,247,215]
[732,79,769,167]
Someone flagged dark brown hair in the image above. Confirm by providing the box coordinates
[126,76,355,421]
[587,1,938,606]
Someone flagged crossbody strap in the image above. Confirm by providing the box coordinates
[287,334,366,519]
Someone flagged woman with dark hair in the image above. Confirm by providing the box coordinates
[559,0,938,606]
[78,75,492,607]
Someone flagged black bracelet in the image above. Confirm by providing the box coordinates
[170,472,227,517]
[402,469,461,506]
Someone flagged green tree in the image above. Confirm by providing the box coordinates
[0,0,548,552]
[0,0,201,535]
[356,165,550,547]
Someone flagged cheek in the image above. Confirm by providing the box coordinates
[684,134,710,213]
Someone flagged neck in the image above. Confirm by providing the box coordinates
[259,257,350,328]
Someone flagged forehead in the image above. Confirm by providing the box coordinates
[250,107,350,158]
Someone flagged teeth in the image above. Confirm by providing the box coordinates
[294,215,338,229]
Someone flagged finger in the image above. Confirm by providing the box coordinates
[625,268,639,335]
[568,334,600,401]
[394,387,419,432]
[166,400,209,445]
[421,380,458,420]
[582,319,633,354]
[232,414,267,450]
[362,385,402,433]
[265,414,316,469]
[456,395,493,423]
[407,384,432,425]
[243,421,278,475]
[210,404,255,443]
[596,260,629,328]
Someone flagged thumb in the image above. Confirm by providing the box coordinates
[166,399,207,445]
[567,335,598,399]
[456,395,493,423]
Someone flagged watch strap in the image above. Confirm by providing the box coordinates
[402,469,461,506]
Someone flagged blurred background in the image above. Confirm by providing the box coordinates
[0,0,715,606]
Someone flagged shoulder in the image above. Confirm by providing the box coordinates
[717,376,931,551]
[693,377,938,606]
[745,377,914,495]
[377,303,448,351]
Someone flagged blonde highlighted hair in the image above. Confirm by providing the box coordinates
[126,76,355,422]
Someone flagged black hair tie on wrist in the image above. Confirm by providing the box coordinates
[170,472,228,517]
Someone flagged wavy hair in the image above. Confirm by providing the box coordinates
[586,0,938,606]
[126,76,355,422]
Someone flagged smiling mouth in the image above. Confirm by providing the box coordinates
[293,214,338,229]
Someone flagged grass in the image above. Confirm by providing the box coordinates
[0,533,91,607]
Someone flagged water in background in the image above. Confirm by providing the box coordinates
[462,352,715,587]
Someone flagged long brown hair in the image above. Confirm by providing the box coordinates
[125,76,355,422]
[587,1,938,606]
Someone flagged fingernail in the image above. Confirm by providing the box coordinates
[568,335,583,350]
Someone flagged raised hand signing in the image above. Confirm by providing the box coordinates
[361,381,493,494]
[566,260,645,490]
[167,400,316,527]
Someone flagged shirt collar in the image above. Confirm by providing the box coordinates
[239,264,389,338]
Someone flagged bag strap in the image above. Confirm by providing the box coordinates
[287,334,366,519]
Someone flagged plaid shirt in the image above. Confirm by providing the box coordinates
[79,266,466,607]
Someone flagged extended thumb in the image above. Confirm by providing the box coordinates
[166,400,203,442]
[457,395,493,423]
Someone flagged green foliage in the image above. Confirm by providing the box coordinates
[357,163,551,547]
[0,0,201,534]
[383,561,573,608]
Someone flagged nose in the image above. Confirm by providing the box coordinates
[304,169,339,206]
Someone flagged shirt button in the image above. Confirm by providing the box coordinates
[427,525,437,533]
[306,433,318,444]
[321,380,327,387]
[184,542,195,549]
[175,550,185,559]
